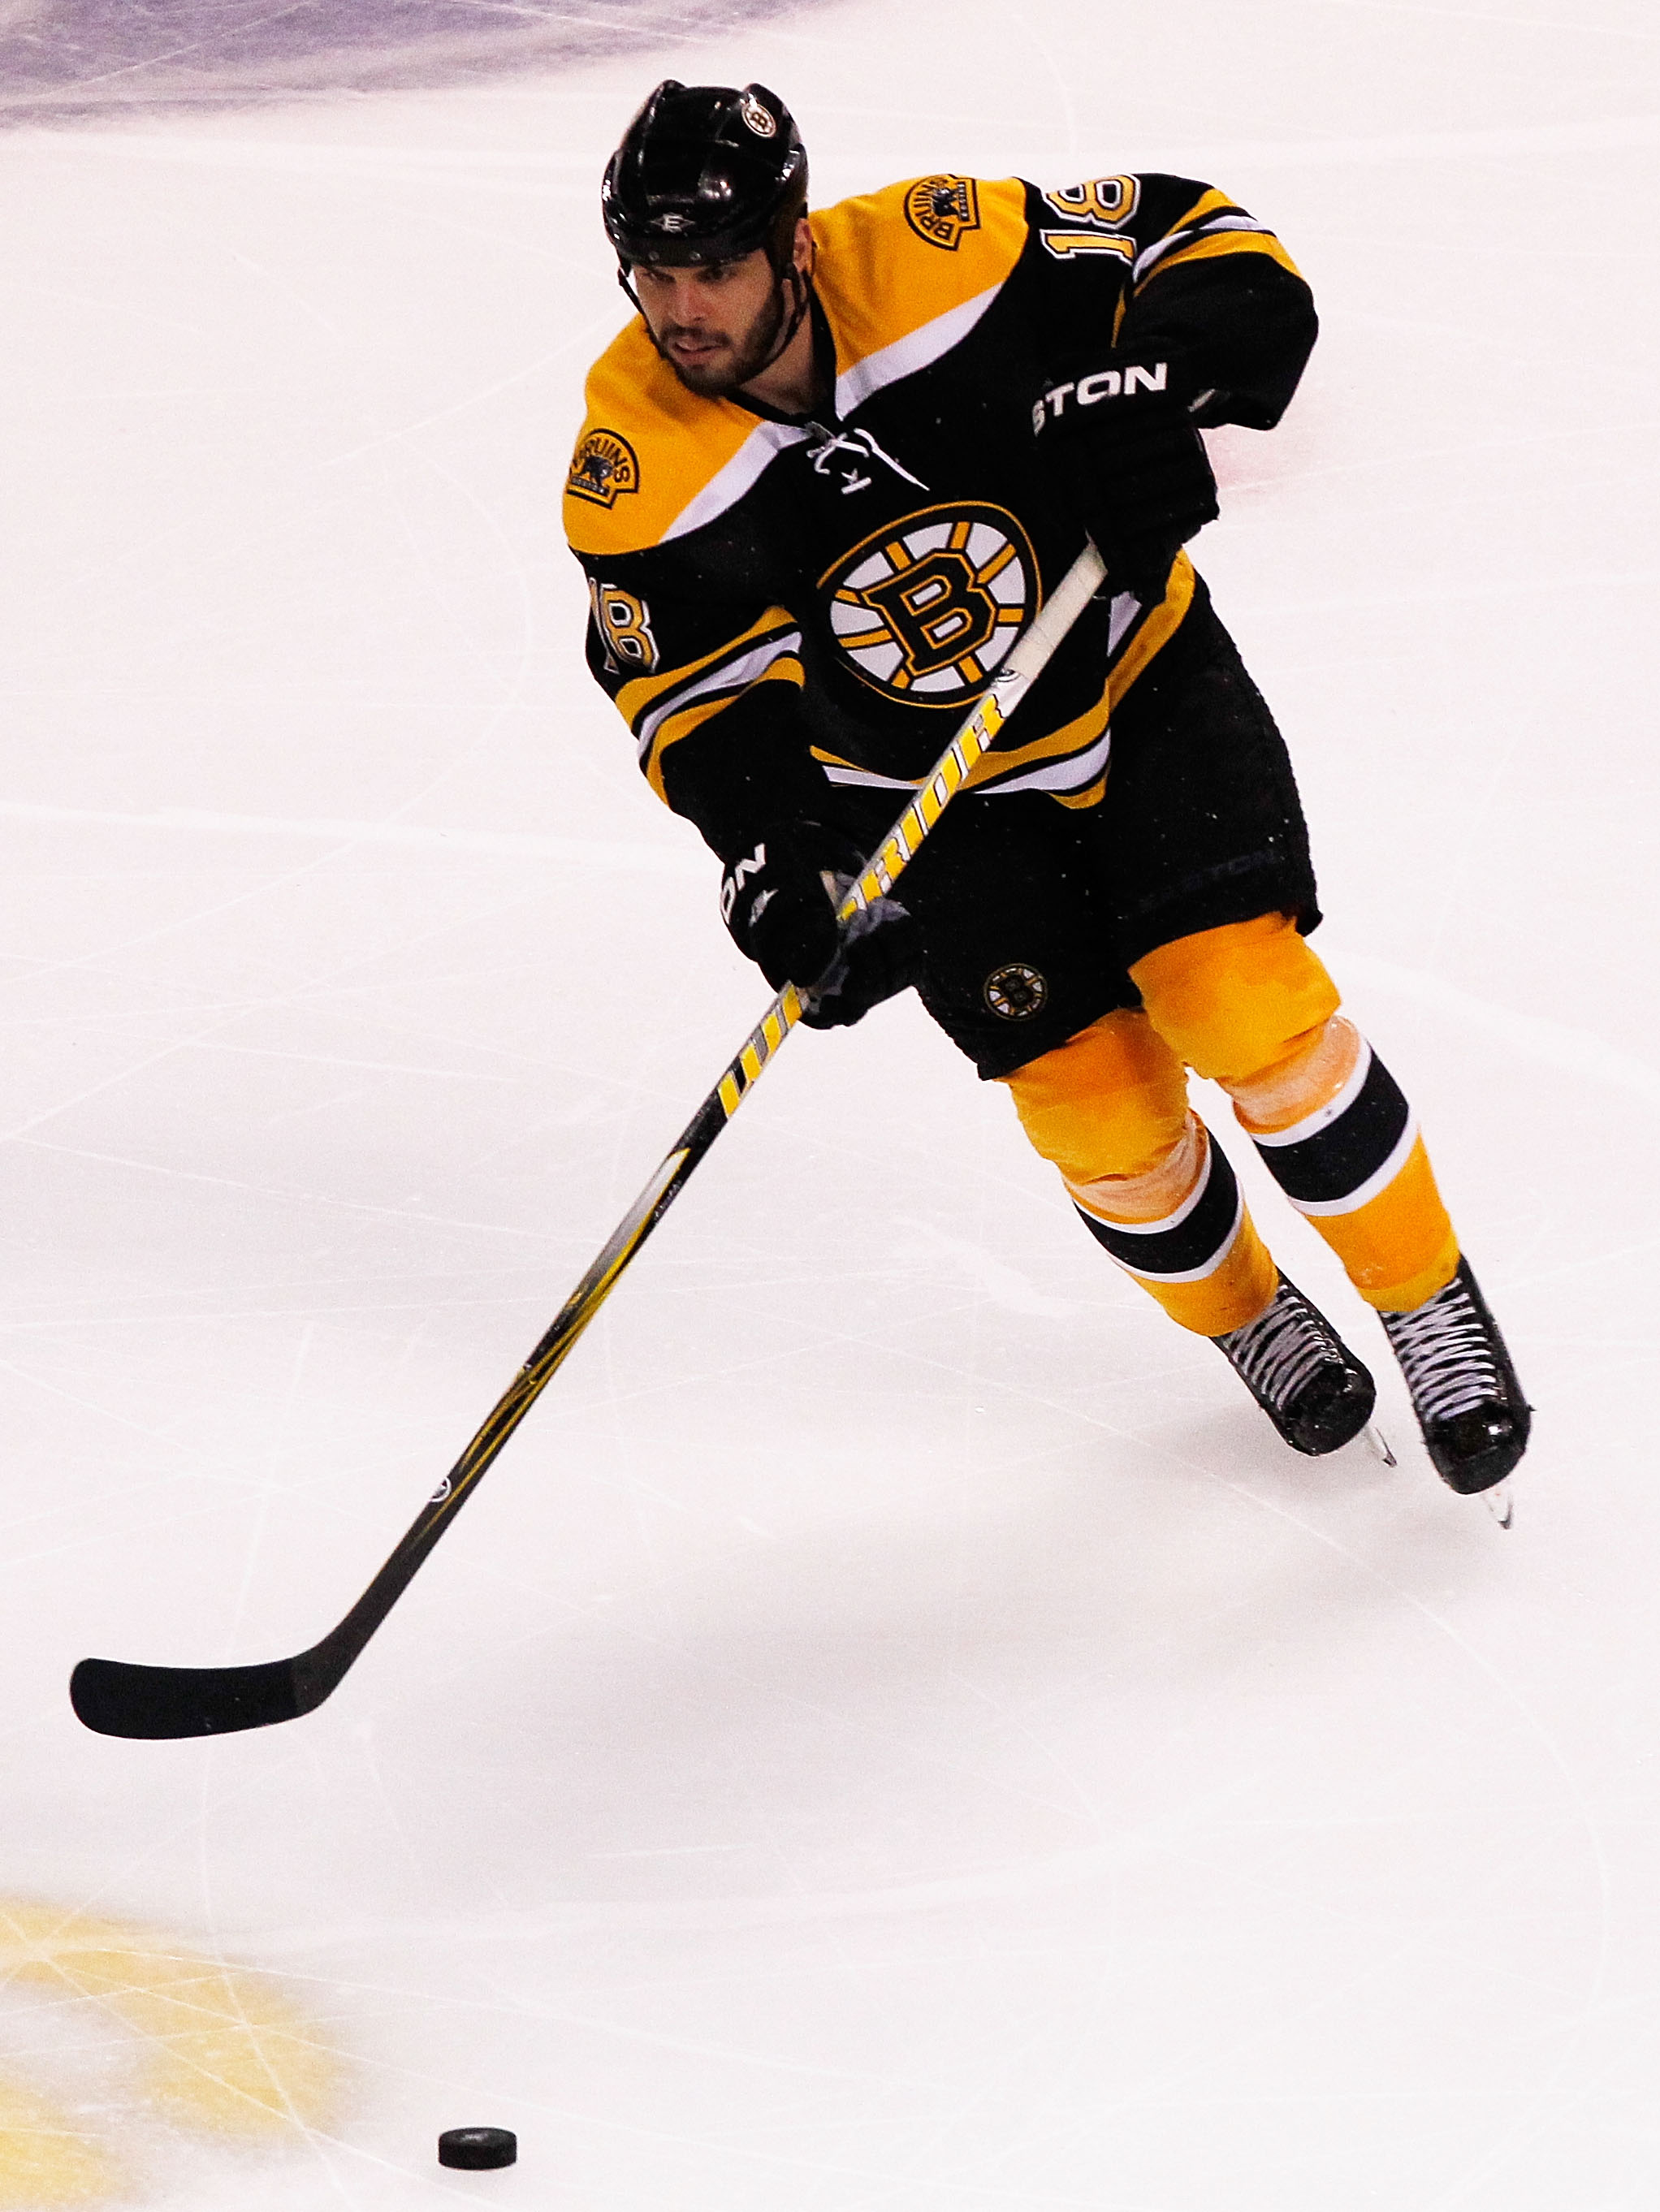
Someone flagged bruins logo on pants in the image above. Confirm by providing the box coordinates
[820,504,1038,705]
[984,963,1048,1019]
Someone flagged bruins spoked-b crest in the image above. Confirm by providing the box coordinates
[820,504,1038,705]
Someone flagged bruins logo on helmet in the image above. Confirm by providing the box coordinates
[820,503,1038,706]
[984,963,1048,1020]
[904,175,981,251]
[567,428,641,509]
[739,90,777,137]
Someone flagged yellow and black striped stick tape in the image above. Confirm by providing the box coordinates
[69,540,1109,1740]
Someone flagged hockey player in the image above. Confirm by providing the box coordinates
[563,80,1531,1496]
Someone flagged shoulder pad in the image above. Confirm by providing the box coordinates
[564,320,779,558]
[813,177,1028,409]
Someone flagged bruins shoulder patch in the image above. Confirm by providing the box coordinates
[904,175,981,251]
[567,428,640,509]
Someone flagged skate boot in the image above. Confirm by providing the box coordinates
[1213,1272,1377,1456]
[1379,1257,1530,1494]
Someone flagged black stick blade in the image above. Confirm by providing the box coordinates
[71,1654,311,1739]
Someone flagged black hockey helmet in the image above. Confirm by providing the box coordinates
[602,80,808,273]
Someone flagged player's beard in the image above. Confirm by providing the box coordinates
[657,278,788,398]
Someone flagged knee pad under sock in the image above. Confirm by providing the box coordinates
[1070,1117,1279,1337]
[1230,1021,1459,1311]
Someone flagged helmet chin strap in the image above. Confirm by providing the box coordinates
[754,253,812,380]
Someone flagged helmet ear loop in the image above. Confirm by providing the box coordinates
[758,227,815,377]
[618,262,681,371]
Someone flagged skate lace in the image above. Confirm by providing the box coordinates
[1382,1279,1500,1424]
[1224,1285,1337,1412]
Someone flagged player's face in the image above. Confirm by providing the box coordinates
[633,248,786,395]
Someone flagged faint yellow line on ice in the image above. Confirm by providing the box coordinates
[0,1898,344,2206]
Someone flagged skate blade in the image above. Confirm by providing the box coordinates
[1364,1423,1397,1468]
[1483,1480,1514,1530]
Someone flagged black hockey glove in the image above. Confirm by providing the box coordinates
[1035,349,1219,598]
[719,824,921,1030]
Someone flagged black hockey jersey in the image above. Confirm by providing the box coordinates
[564,171,1315,864]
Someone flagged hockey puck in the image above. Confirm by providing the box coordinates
[438,2126,517,2170]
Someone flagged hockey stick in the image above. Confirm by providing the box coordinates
[70,541,1109,1740]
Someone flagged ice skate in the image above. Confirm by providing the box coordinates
[1379,1257,1530,1495]
[1213,1272,1377,1456]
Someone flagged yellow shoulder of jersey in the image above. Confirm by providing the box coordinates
[812,175,1029,382]
[564,318,763,559]
[562,175,1031,560]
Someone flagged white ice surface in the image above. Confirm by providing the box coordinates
[1,2,1658,2204]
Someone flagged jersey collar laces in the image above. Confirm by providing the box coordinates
[804,423,928,496]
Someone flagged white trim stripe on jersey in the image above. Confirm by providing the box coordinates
[658,283,1009,545]
[970,728,1113,797]
[1133,214,1270,283]
[834,282,1006,417]
[817,762,919,793]
[664,421,810,544]
[635,628,804,757]
[819,724,1110,801]
[1107,589,1145,650]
